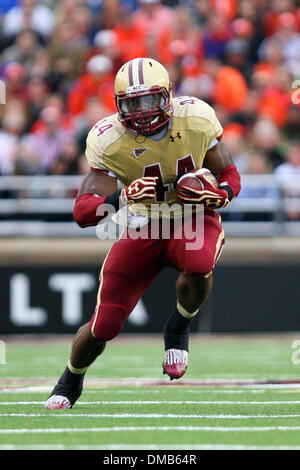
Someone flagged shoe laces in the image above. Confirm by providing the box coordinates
[164,349,188,365]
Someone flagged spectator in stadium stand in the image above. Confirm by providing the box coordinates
[255,37,285,85]
[223,38,253,83]
[109,6,148,64]
[24,76,49,131]
[30,93,73,135]
[0,101,27,175]
[18,106,73,174]
[179,57,213,103]
[189,0,211,27]
[1,29,42,73]
[250,45,292,129]
[202,12,232,60]
[250,119,285,170]
[168,6,204,62]
[53,0,97,46]
[260,11,300,78]
[132,0,175,37]
[230,16,260,65]
[67,55,115,116]
[171,54,209,99]
[29,48,52,79]
[51,138,82,176]
[255,66,291,128]
[86,30,121,74]
[48,19,90,82]
[92,0,119,30]
[128,0,176,64]
[70,2,93,39]
[245,150,275,177]
[262,0,300,37]
[73,97,112,155]
[2,0,55,40]
[231,17,254,41]
[211,0,238,21]
[236,150,280,222]
[1,62,27,102]
[236,0,258,24]
[274,141,300,221]
[233,13,265,64]
[212,61,249,114]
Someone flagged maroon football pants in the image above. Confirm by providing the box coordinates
[90,210,224,340]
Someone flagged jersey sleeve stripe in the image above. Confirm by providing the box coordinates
[90,167,109,174]
[90,167,118,178]
[207,138,218,151]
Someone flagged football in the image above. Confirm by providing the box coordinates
[194,168,219,188]
[176,168,218,203]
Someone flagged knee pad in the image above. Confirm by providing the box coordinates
[90,303,129,341]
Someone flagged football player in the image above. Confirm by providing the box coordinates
[45,58,241,409]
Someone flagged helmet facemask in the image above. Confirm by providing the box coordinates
[115,86,172,136]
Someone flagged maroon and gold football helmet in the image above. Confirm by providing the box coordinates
[114,57,173,136]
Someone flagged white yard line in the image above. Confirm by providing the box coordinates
[0,400,300,405]
[0,387,53,393]
[1,413,300,419]
[1,425,300,434]
[1,444,300,450]
[244,384,300,389]
[99,389,267,394]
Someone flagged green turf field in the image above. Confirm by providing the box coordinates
[1,333,300,450]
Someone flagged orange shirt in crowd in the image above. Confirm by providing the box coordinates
[67,73,116,115]
[113,23,147,64]
[257,87,290,127]
[213,65,248,113]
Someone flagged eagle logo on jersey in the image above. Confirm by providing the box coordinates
[133,148,149,159]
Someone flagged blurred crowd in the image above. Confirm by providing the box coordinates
[0,0,300,219]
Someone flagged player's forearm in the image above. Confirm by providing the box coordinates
[74,176,158,227]
[218,164,241,201]
[73,191,121,228]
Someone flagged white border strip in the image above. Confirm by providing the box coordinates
[1,413,300,419]
[0,388,266,394]
[1,444,300,450]
[1,400,300,405]
[1,426,300,434]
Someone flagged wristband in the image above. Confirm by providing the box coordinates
[218,164,241,199]
[104,189,122,211]
[219,184,233,201]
